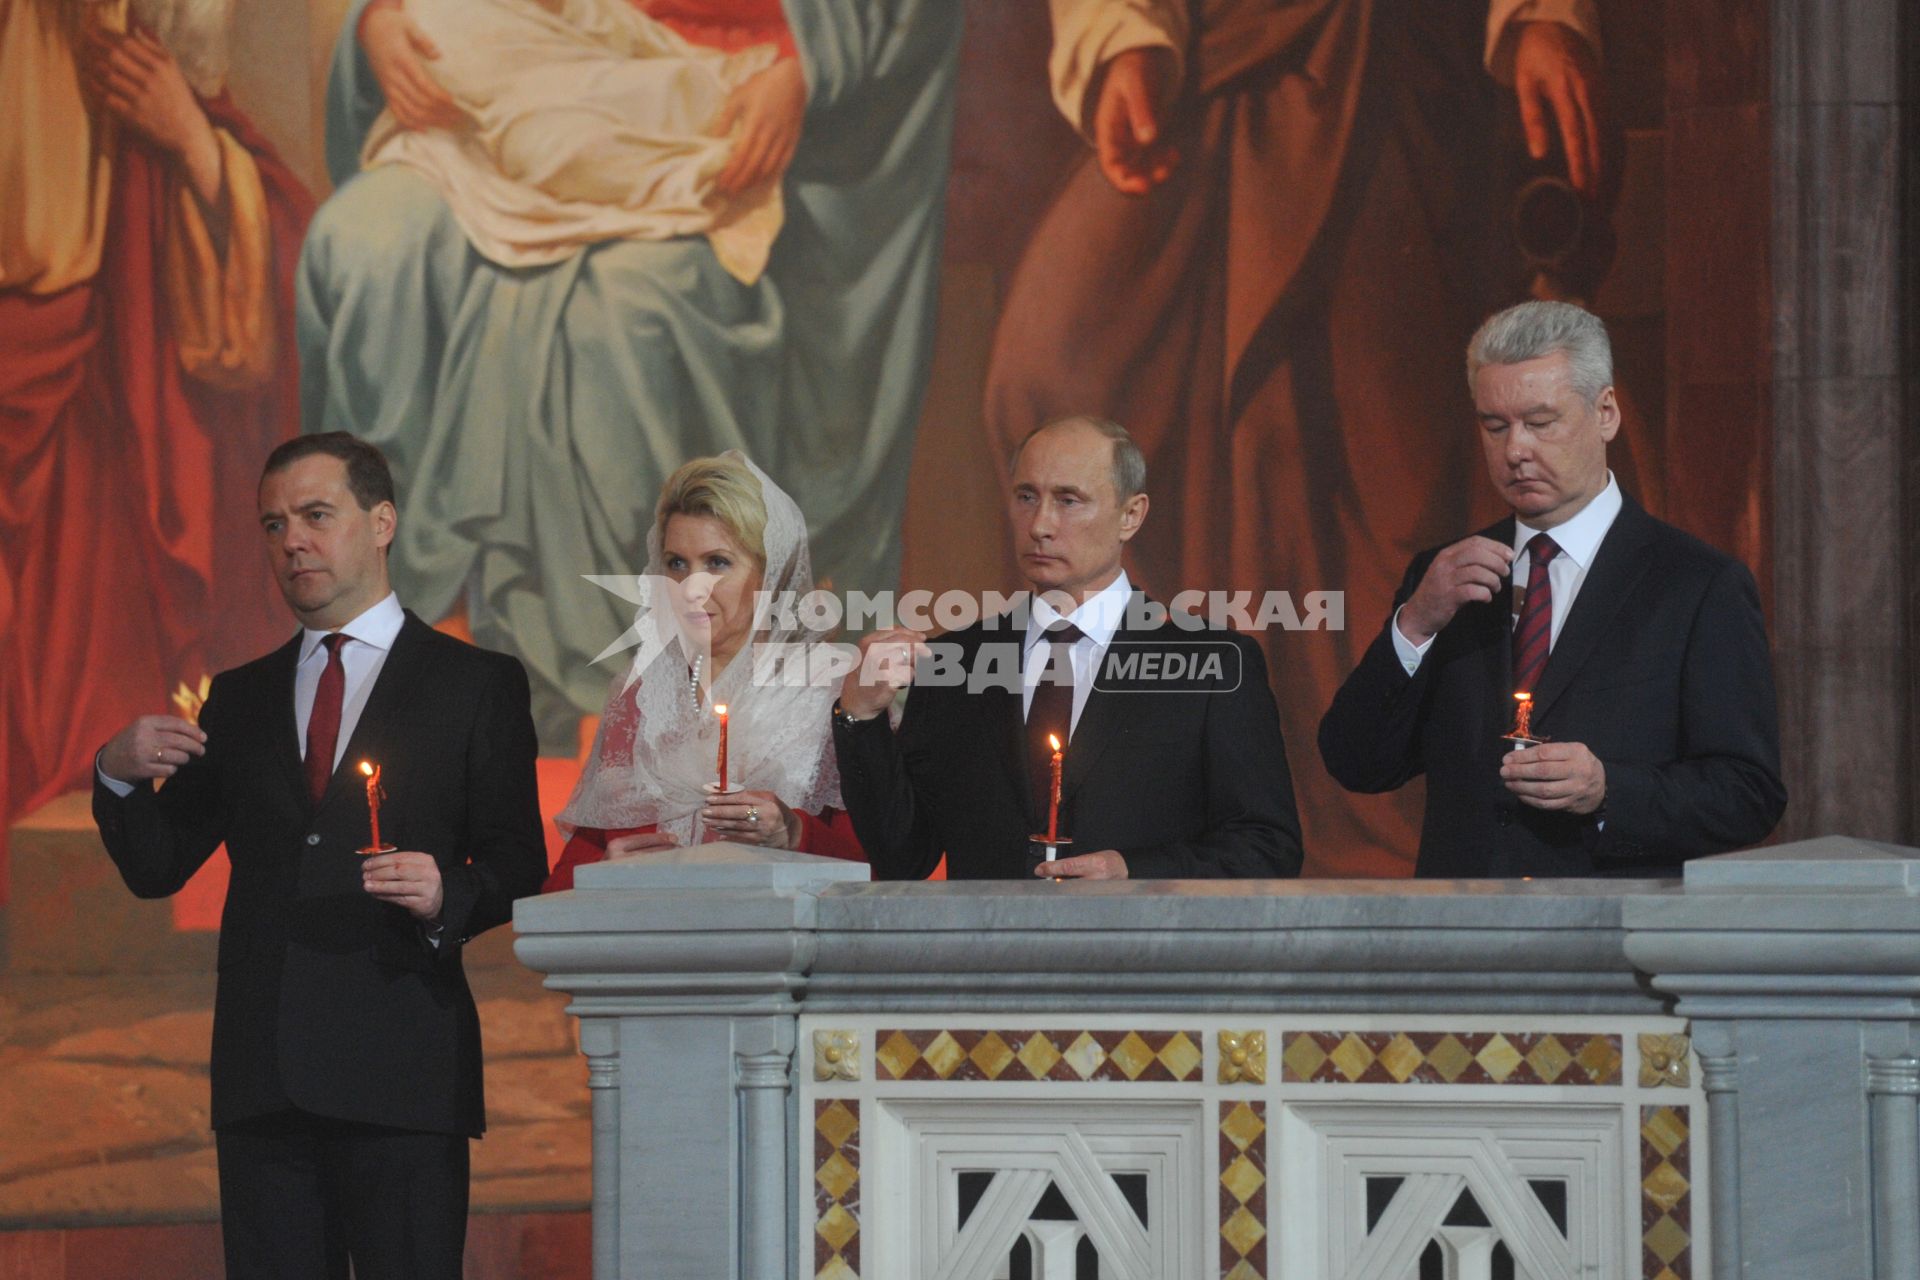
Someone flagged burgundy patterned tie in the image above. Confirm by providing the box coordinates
[1512,534,1561,694]
[304,633,346,805]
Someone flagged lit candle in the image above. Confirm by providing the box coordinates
[1046,733,1063,843]
[357,760,390,853]
[715,704,729,789]
[1511,691,1534,741]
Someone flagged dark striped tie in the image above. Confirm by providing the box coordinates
[1512,534,1561,694]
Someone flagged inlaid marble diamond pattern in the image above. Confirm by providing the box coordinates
[1219,1101,1267,1280]
[815,1099,860,1280]
[873,1029,1204,1082]
[1280,1032,1623,1085]
[1641,1105,1692,1280]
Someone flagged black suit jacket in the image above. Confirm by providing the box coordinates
[1318,497,1786,877]
[93,612,546,1135]
[836,601,1304,879]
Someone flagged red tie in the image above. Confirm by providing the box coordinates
[304,633,346,805]
[1512,534,1561,694]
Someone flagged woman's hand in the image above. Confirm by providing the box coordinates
[358,0,463,131]
[707,56,806,196]
[701,787,801,849]
[80,26,223,205]
[606,830,680,859]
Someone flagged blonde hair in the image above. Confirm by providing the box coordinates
[655,455,769,569]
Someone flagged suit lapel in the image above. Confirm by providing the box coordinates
[981,674,1033,823]
[315,612,431,813]
[269,631,309,809]
[1060,598,1153,806]
[1531,498,1659,721]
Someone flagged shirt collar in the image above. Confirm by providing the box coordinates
[300,592,405,665]
[1026,570,1132,655]
[1514,472,1622,572]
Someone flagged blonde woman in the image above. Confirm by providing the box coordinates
[544,452,860,891]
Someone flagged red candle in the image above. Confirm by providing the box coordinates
[358,760,386,851]
[715,704,729,789]
[1046,733,1063,842]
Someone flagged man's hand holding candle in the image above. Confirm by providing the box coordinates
[1036,850,1129,880]
[362,851,445,921]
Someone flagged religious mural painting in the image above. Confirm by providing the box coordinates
[5,0,1704,895]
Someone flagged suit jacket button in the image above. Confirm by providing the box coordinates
[1496,809,1512,827]
[305,833,321,846]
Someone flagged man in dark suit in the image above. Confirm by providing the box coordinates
[833,416,1303,880]
[92,433,546,1278]
[1319,301,1786,877]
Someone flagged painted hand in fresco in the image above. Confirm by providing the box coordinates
[1500,741,1607,815]
[1090,45,1180,195]
[79,25,222,205]
[1513,21,1606,197]
[708,57,807,196]
[358,0,464,132]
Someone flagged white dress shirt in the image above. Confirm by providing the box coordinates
[292,592,406,774]
[1021,570,1133,736]
[1393,473,1624,676]
[98,593,407,795]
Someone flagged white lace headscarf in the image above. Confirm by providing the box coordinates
[558,452,843,843]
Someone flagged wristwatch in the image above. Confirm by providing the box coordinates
[832,698,879,729]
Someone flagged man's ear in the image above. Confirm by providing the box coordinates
[372,500,398,549]
[1118,492,1149,542]
[1596,386,1622,443]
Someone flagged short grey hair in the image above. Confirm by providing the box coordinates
[1466,300,1614,404]
[1013,415,1148,500]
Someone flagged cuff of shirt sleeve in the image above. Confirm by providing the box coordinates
[96,752,137,798]
[1389,607,1436,675]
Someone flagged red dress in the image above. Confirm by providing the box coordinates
[639,0,797,59]
[542,807,864,892]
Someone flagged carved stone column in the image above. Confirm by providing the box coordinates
[1692,1023,1743,1280]
[1863,1027,1920,1280]
[735,1028,796,1280]
[579,1018,622,1280]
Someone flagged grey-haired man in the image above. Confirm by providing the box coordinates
[1319,301,1786,877]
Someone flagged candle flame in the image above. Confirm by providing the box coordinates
[1514,692,1531,703]
[359,760,375,777]
[1047,733,1061,752]
[714,703,728,716]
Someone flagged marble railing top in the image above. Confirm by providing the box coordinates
[514,837,1920,1015]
